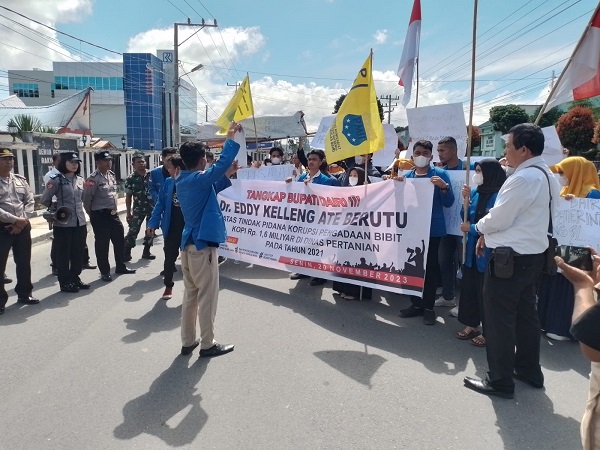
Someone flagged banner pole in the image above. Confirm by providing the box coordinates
[415,58,419,108]
[463,0,478,263]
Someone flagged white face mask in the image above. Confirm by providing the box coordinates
[271,157,281,165]
[348,176,359,186]
[558,175,569,187]
[504,166,515,176]
[472,173,483,186]
[355,156,365,165]
[413,155,430,168]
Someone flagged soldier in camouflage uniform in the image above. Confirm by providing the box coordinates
[124,152,155,261]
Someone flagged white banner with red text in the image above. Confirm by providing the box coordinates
[217,179,434,296]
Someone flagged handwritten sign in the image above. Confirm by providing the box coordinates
[406,103,467,161]
[310,115,336,150]
[553,197,600,252]
[237,164,296,181]
[443,170,470,236]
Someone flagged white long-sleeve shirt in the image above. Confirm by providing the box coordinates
[476,156,561,255]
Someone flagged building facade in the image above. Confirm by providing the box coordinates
[7,51,198,151]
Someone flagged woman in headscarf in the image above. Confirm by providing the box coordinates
[538,156,600,341]
[456,159,506,347]
[333,167,372,300]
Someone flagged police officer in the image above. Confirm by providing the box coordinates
[124,152,155,262]
[0,148,39,314]
[83,150,135,282]
[41,152,89,293]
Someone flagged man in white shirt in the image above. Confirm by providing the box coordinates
[463,123,561,399]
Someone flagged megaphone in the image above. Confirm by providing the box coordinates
[43,206,72,229]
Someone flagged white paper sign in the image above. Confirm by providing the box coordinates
[371,124,400,168]
[406,103,467,161]
[310,115,336,150]
[237,164,296,181]
[443,170,470,236]
[233,128,248,167]
[541,126,565,167]
[553,197,600,252]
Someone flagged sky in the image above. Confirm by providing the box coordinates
[0,0,596,132]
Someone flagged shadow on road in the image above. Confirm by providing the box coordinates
[122,299,182,343]
[114,356,210,447]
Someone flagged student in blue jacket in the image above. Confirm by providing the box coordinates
[148,147,177,204]
[175,121,240,358]
[456,159,506,347]
[146,155,186,300]
[397,140,455,325]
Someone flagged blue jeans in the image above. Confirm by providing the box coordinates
[438,235,461,300]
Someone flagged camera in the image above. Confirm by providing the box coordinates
[555,245,593,271]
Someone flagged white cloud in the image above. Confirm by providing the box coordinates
[373,29,388,45]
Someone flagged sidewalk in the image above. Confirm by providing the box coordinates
[29,197,128,245]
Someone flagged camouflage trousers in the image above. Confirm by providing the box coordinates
[125,207,153,248]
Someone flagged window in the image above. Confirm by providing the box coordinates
[13,83,39,98]
[484,135,494,148]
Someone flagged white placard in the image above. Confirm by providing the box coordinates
[310,115,336,150]
[371,124,400,168]
[443,170,470,236]
[233,128,248,167]
[553,197,600,252]
[541,126,565,167]
[406,103,467,161]
[237,164,296,181]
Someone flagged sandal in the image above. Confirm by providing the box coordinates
[456,327,481,340]
[470,335,486,347]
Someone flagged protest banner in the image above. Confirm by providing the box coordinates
[217,179,434,296]
[406,103,467,160]
[442,170,469,236]
[553,197,600,251]
[237,164,297,181]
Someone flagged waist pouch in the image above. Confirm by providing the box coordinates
[493,247,515,279]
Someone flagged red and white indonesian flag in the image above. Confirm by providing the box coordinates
[397,0,421,107]
[546,6,600,110]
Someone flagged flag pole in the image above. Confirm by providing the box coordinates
[463,0,478,263]
[415,58,419,108]
[248,72,259,161]
[534,2,600,125]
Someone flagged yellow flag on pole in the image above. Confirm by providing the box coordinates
[325,53,384,163]
[215,74,254,134]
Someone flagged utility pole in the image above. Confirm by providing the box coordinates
[205,104,208,122]
[174,18,217,147]
[227,82,241,91]
[379,94,399,124]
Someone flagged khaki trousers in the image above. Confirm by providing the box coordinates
[582,362,600,450]
[180,245,218,349]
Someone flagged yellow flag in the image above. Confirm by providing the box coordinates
[215,75,254,134]
[325,54,384,163]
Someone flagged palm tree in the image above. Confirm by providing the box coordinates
[8,114,43,139]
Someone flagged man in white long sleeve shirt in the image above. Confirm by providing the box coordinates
[464,123,561,399]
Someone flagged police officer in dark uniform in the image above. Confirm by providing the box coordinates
[0,148,39,314]
[82,150,135,282]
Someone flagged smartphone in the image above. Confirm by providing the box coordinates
[555,245,593,271]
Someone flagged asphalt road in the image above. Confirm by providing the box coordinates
[0,235,591,449]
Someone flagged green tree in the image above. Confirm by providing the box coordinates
[9,114,42,139]
[529,105,563,128]
[556,106,595,155]
[489,105,530,134]
[333,94,385,123]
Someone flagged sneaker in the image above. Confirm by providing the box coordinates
[399,305,424,318]
[546,333,571,341]
[434,297,456,307]
[449,306,459,317]
[423,309,436,325]
[161,287,173,300]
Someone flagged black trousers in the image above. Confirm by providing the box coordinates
[52,239,91,267]
[163,225,183,288]
[0,224,33,306]
[53,225,86,286]
[483,252,545,392]
[90,210,126,275]
[458,263,485,332]
[410,237,441,310]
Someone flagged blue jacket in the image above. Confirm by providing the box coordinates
[298,172,340,186]
[405,166,454,237]
[149,174,232,240]
[462,189,498,272]
[148,177,176,238]
[175,139,238,251]
[148,166,167,203]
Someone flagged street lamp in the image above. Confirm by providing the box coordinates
[174,61,204,147]
[121,135,126,150]
[7,120,18,143]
